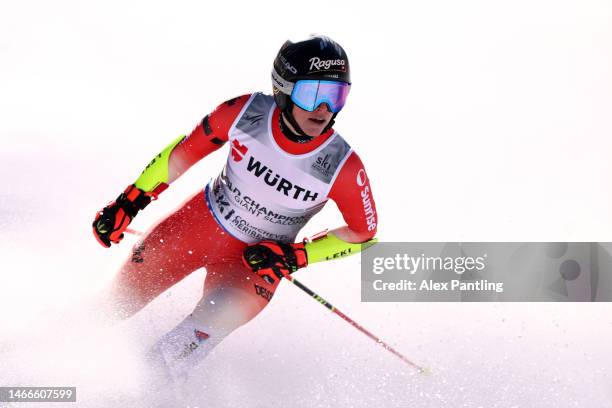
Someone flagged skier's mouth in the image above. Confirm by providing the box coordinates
[309,118,326,125]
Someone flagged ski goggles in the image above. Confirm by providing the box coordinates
[290,80,351,113]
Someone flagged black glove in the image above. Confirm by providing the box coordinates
[92,184,151,248]
[242,241,308,284]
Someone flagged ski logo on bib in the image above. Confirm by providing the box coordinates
[245,156,319,201]
[231,140,248,162]
[312,154,333,177]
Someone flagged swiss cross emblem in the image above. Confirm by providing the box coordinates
[231,140,248,162]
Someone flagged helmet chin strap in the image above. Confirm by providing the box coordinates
[282,104,309,138]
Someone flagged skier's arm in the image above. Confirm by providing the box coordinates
[92,95,251,248]
[301,151,379,262]
[242,231,378,285]
[134,95,251,194]
[327,151,378,240]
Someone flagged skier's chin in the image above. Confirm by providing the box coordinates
[302,118,330,137]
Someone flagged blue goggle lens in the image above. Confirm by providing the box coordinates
[291,80,350,113]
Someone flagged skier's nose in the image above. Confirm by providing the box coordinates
[314,103,331,113]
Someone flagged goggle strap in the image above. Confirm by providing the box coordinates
[271,68,294,95]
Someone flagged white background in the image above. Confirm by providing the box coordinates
[1,0,611,406]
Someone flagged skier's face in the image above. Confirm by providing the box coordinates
[292,103,334,137]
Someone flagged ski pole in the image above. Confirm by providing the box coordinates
[284,274,427,373]
[124,228,427,373]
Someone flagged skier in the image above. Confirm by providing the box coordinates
[92,35,378,380]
